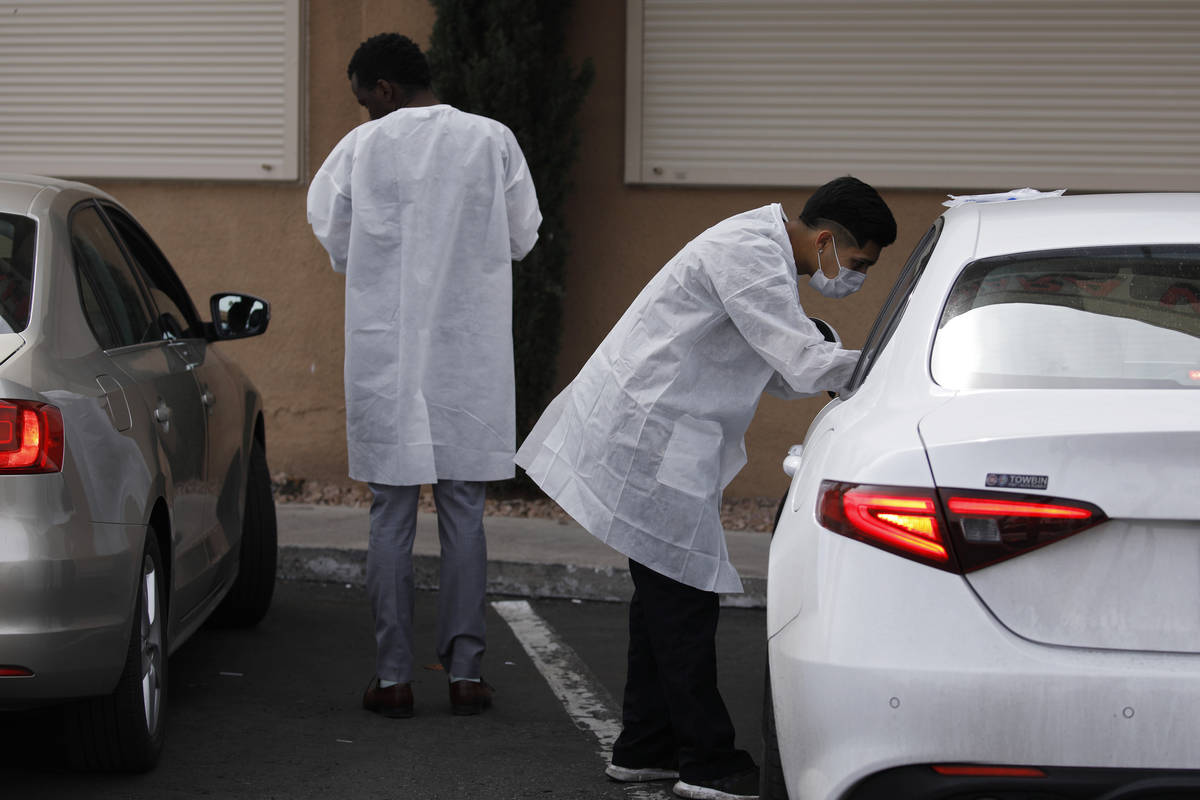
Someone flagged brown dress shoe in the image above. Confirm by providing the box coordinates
[449,678,494,716]
[362,676,413,718]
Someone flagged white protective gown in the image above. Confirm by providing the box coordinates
[308,105,541,486]
[515,204,858,593]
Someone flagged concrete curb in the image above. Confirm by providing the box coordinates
[278,546,767,608]
[276,504,768,608]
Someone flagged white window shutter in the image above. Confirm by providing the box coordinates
[626,0,1200,191]
[0,0,302,182]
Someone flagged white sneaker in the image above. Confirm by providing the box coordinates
[672,767,760,800]
[605,763,681,782]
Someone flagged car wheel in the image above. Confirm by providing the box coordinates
[761,660,789,799]
[65,532,167,772]
[210,439,277,627]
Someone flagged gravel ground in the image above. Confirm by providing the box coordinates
[271,473,779,533]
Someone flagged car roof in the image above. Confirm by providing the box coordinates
[944,192,1200,261]
[0,173,109,216]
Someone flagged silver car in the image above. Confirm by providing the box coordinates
[0,174,277,771]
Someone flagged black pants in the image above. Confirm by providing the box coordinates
[611,559,756,783]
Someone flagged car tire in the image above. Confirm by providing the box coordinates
[210,439,277,627]
[64,532,168,772]
[761,660,789,799]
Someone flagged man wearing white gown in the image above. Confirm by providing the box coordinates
[517,177,895,799]
[308,33,541,718]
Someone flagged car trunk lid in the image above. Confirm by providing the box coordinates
[919,390,1200,653]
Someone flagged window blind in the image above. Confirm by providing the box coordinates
[626,0,1200,191]
[0,0,302,181]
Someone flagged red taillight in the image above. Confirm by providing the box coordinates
[818,482,951,569]
[946,497,1091,520]
[817,481,1107,573]
[932,764,1046,778]
[0,666,34,677]
[941,489,1105,572]
[0,400,64,473]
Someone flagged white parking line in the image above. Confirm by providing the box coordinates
[492,599,673,800]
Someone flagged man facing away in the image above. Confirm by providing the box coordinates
[516,177,896,800]
[307,33,541,719]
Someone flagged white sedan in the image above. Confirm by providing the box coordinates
[764,192,1200,799]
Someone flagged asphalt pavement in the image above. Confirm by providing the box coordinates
[276,503,770,607]
[0,584,767,800]
[0,505,770,798]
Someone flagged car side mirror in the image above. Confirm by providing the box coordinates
[210,293,270,340]
[808,317,841,398]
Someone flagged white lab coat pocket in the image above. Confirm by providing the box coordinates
[656,414,723,498]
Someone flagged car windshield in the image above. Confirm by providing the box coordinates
[0,213,36,334]
[932,245,1200,390]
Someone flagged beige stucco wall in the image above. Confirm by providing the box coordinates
[561,0,950,499]
[88,0,438,487]
[90,0,950,499]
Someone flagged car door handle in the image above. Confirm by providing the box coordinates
[154,401,172,426]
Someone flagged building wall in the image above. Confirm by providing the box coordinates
[87,0,437,487]
[560,1,949,498]
[90,0,949,498]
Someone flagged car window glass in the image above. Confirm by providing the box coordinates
[846,219,942,392]
[933,244,1200,390]
[70,204,154,349]
[101,205,201,339]
[75,263,119,349]
[0,213,35,334]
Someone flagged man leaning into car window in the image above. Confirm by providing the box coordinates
[516,177,896,800]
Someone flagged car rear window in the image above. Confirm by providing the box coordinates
[932,245,1200,390]
[0,213,35,334]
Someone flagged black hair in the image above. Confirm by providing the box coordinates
[347,33,431,90]
[800,176,897,248]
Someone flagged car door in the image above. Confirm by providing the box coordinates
[69,202,214,623]
[99,203,243,606]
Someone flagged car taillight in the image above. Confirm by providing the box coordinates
[0,666,34,677]
[941,489,1105,571]
[817,481,1107,573]
[0,400,64,473]
[818,482,952,569]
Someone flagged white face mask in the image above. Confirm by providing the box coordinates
[809,238,867,298]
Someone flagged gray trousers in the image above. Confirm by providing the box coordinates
[366,480,487,684]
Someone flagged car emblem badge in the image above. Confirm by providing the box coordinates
[986,473,1049,490]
